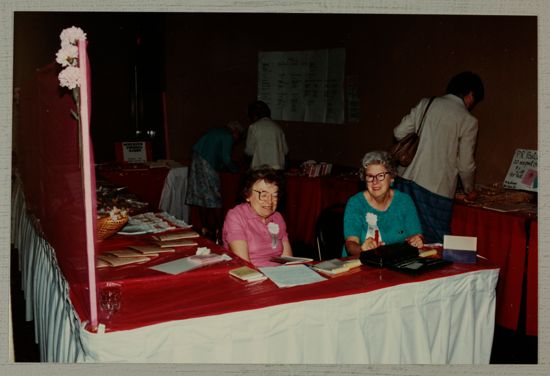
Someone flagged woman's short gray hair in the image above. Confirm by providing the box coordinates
[359,150,396,181]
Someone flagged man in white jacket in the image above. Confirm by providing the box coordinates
[393,71,484,243]
[245,100,288,170]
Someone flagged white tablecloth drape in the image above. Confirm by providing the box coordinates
[78,268,497,364]
[12,179,85,362]
[12,177,498,363]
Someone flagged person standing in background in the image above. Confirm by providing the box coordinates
[245,100,288,170]
[392,71,485,244]
[186,121,244,241]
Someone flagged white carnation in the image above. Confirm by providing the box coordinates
[366,212,378,226]
[58,66,82,89]
[55,45,78,67]
[60,26,87,45]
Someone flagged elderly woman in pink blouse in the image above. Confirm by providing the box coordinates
[222,166,293,267]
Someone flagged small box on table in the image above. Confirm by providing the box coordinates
[443,235,477,263]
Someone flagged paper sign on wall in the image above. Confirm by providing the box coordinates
[503,148,537,192]
[257,48,346,124]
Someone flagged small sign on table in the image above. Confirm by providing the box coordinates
[503,148,537,192]
[115,142,152,163]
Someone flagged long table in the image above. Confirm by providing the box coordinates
[97,168,537,337]
[13,181,499,363]
[450,203,537,336]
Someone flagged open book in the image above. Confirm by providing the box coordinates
[270,256,313,265]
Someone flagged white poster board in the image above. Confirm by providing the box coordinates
[115,142,152,163]
[258,48,345,124]
[503,148,538,192]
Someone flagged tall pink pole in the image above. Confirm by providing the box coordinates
[78,39,98,329]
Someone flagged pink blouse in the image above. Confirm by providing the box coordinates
[222,203,289,267]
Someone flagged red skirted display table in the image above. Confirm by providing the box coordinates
[74,233,497,333]
[67,231,498,363]
[95,168,538,338]
[451,203,537,335]
[13,178,499,363]
[97,167,171,211]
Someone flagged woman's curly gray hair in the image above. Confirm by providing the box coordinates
[359,150,397,181]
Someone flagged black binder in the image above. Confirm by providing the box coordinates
[360,242,452,275]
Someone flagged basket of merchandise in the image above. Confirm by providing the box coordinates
[96,207,128,240]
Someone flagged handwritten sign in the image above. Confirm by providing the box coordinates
[503,149,537,192]
[257,48,345,124]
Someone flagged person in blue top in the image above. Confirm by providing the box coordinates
[186,121,244,241]
[343,150,424,256]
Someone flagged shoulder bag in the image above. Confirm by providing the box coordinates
[390,96,435,167]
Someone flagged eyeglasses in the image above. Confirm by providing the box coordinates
[365,172,391,183]
[253,190,279,201]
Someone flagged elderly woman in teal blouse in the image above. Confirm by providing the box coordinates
[343,150,424,256]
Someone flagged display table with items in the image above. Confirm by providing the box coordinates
[97,164,171,211]
[13,178,499,363]
[97,162,190,222]
[97,168,537,340]
[451,186,537,336]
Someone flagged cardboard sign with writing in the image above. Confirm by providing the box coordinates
[503,149,537,192]
[115,141,152,163]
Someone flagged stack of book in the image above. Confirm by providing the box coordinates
[97,244,176,268]
[152,230,199,248]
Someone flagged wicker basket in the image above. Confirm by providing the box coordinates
[96,215,129,241]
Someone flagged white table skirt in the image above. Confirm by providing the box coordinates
[80,269,497,364]
[12,178,498,363]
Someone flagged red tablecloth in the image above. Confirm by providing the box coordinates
[71,233,497,333]
[526,220,537,336]
[451,203,537,334]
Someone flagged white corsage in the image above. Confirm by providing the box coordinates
[365,212,382,242]
[267,222,280,249]
[366,212,378,226]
